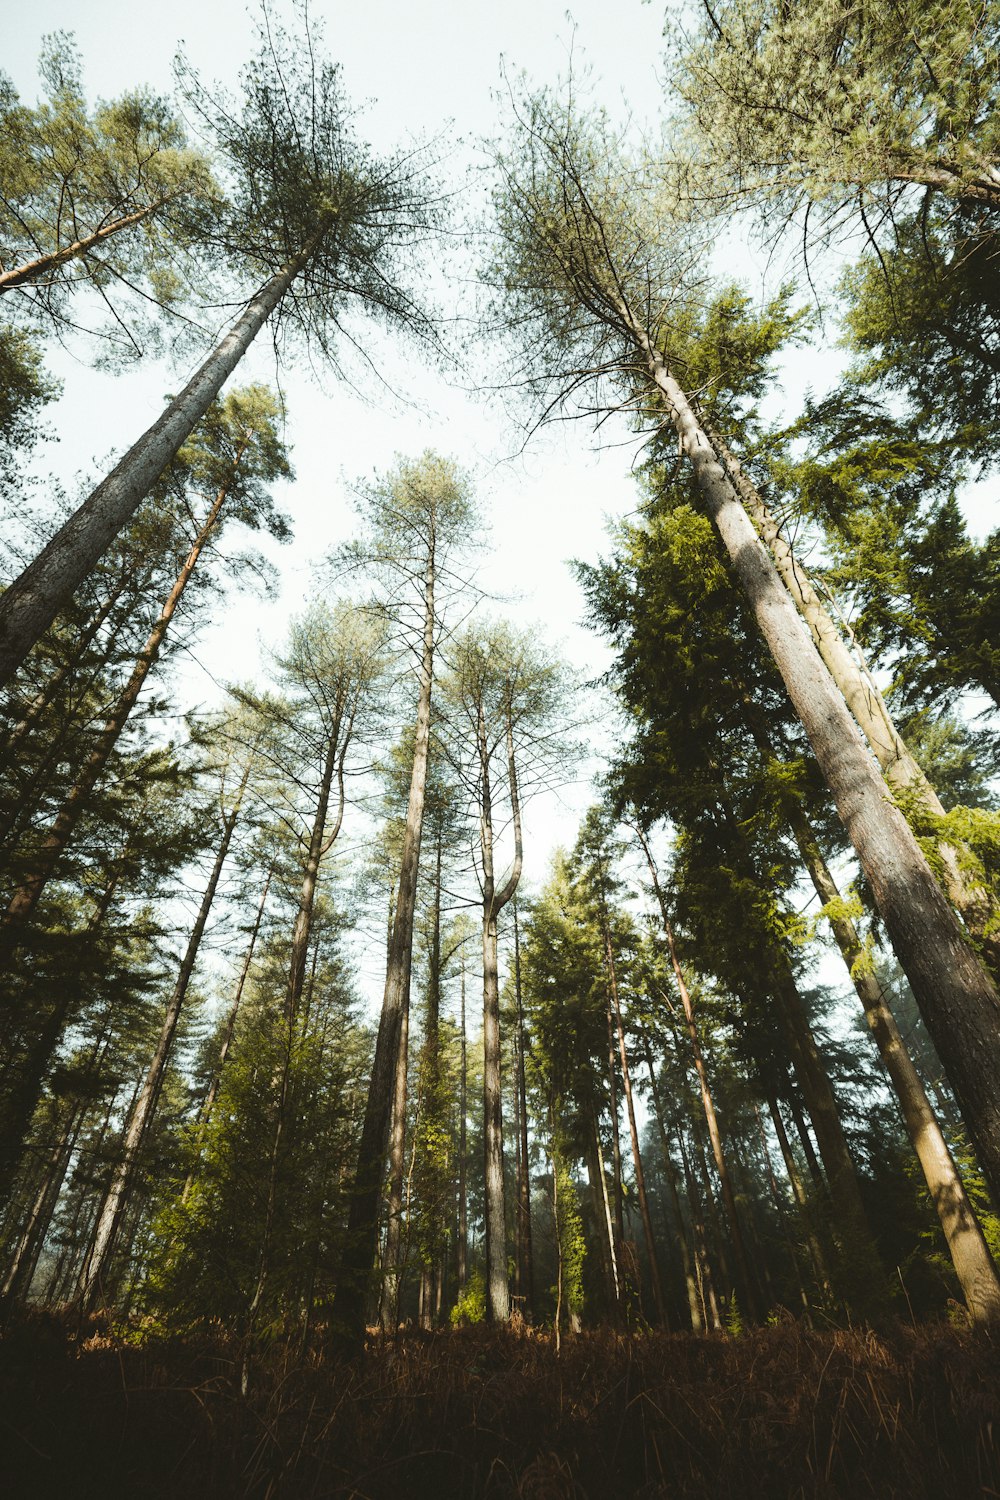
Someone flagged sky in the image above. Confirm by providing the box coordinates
[2,0,894,1013]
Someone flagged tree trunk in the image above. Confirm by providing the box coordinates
[771,959,888,1314]
[0,574,127,763]
[77,772,246,1308]
[0,865,122,1202]
[604,997,626,1256]
[642,1038,702,1330]
[457,952,468,1296]
[332,533,437,1354]
[633,340,1000,1210]
[603,919,666,1325]
[513,897,535,1321]
[680,1113,725,1327]
[0,229,325,688]
[2,464,246,934]
[285,707,350,1021]
[380,978,409,1333]
[793,813,1000,1326]
[588,1110,622,1319]
[632,825,759,1319]
[0,195,178,293]
[709,425,1000,972]
[478,703,524,1326]
[482,905,509,1324]
[180,869,272,1204]
[766,1090,832,1294]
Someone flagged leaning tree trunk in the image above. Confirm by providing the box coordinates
[1,461,248,936]
[0,227,327,688]
[791,809,1000,1326]
[331,537,437,1355]
[78,771,246,1309]
[709,425,1000,973]
[629,330,1000,1210]
[0,194,179,293]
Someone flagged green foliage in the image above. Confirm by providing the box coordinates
[176,12,444,364]
[673,0,1000,220]
[841,208,1000,454]
[0,33,217,351]
[450,1269,486,1326]
[0,325,57,471]
[552,1148,586,1330]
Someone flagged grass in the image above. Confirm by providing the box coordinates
[2,1316,999,1497]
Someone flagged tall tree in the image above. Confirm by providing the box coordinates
[331,453,478,1354]
[0,17,443,687]
[0,34,215,309]
[444,622,570,1324]
[488,87,1000,1209]
[0,385,290,939]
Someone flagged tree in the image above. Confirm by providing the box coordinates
[77,745,253,1309]
[443,621,572,1324]
[0,16,443,688]
[583,461,1000,1324]
[0,384,291,938]
[331,453,478,1354]
[0,34,215,311]
[488,85,1000,1210]
[672,1,1000,225]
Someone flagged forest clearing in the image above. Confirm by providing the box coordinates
[2,1,1000,1494]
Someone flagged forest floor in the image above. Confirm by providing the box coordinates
[2,1315,999,1499]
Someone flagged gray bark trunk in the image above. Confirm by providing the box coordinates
[709,426,1000,973]
[0,231,323,688]
[794,814,1000,1326]
[633,340,1000,1210]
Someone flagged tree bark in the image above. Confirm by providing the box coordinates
[588,1110,622,1319]
[631,823,759,1319]
[643,1040,702,1330]
[180,869,272,1204]
[457,951,468,1296]
[2,462,246,935]
[479,703,524,1325]
[603,919,666,1325]
[0,228,325,688]
[792,812,1000,1325]
[0,195,179,293]
[379,977,409,1333]
[631,339,1000,1210]
[513,898,535,1321]
[708,425,1000,973]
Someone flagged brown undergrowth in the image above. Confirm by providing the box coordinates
[1,1316,998,1499]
